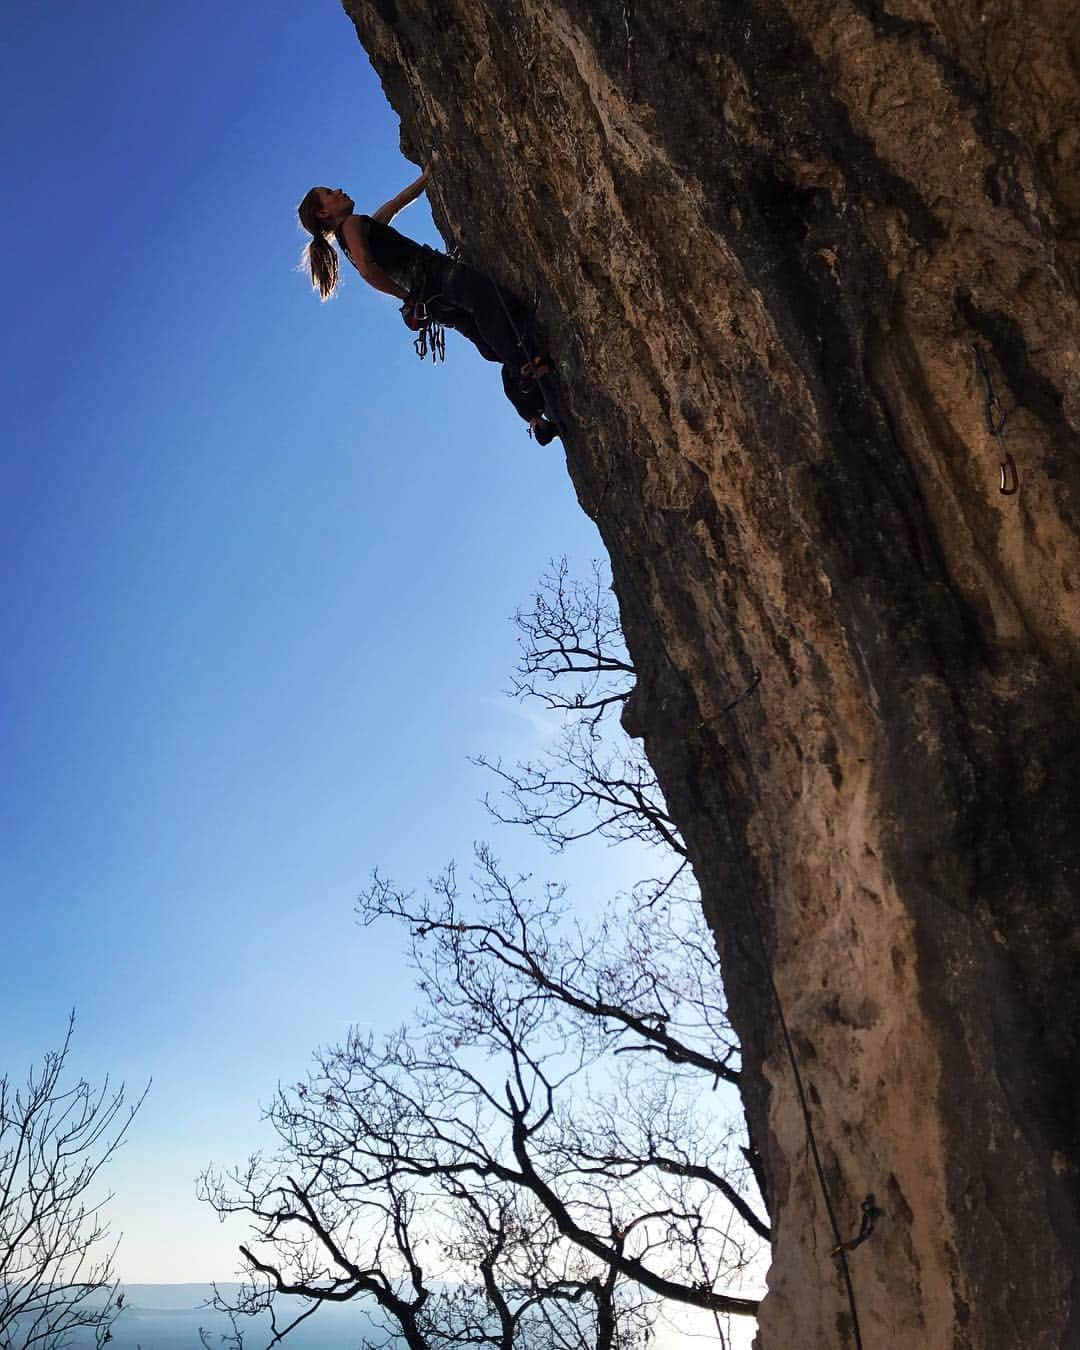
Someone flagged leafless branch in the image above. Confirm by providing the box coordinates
[0,1013,146,1350]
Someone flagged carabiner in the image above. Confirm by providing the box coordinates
[999,453,1019,496]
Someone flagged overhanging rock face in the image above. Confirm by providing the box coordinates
[341,2,1080,1344]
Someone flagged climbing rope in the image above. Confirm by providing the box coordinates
[484,270,563,432]
[602,533,871,1350]
[734,851,868,1350]
[717,769,867,1350]
[973,344,1019,495]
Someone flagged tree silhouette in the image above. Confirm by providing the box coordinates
[203,562,764,1348]
[0,1014,145,1350]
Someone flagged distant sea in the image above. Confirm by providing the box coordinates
[55,1280,758,1348]
[64,1283,387,1348]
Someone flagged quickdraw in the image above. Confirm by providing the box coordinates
[830,1194,885,1258]
[401,296,446,364]
[973,345,1020,496]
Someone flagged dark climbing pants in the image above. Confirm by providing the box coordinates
[407,250,547,424]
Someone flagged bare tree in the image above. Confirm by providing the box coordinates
[202,1143,655,1350]
[198,1320,245,1350]
[476,562,767,1212]
[475,728,684,857]
[507,559,634,726]
[0,1014,145,1350]
[360,851,767,1244]
[475,560,682,855]
[366,853,742,1094]
[201,852,763,1347]
[204,561,764,1347]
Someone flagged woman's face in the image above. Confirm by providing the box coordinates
[316,186,354,224]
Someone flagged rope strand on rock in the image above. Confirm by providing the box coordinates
[973,344,1019,495]
[484,270,562,430]
[604,536,869,1350]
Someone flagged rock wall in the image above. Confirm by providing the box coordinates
[341,2,1080,1345]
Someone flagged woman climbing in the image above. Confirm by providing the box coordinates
[297,169,559,445]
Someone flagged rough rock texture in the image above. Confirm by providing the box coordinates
[341,2,1080,1345]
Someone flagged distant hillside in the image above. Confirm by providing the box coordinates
[66,1283,386,1348]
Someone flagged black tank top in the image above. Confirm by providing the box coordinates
[338,214,422,289]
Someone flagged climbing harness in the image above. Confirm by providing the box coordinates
[401,296,446,364]
[399,246,460,365]
[338,227,448,365]
[973,345,1019,496]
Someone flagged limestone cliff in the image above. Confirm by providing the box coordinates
[341,2,1080,1345]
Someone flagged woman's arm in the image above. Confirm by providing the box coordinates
[339,214,408,299]
[370,168,430,227]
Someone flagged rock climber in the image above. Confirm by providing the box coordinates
[297,168,559,445]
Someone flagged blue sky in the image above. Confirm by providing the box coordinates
[0,1,653,1280]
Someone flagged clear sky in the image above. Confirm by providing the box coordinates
[1,0,656,1282]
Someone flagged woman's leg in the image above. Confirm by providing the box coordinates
[500,364,546,422]
[440,261,535,370]
[416,252,508,363]
[419,252,555,431]
[440,309,500,364]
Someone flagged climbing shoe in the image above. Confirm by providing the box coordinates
[531,417,560,446]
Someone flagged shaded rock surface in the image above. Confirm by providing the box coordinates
[341,1,1080,1345]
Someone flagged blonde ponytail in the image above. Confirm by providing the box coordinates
[298,189,341,301]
